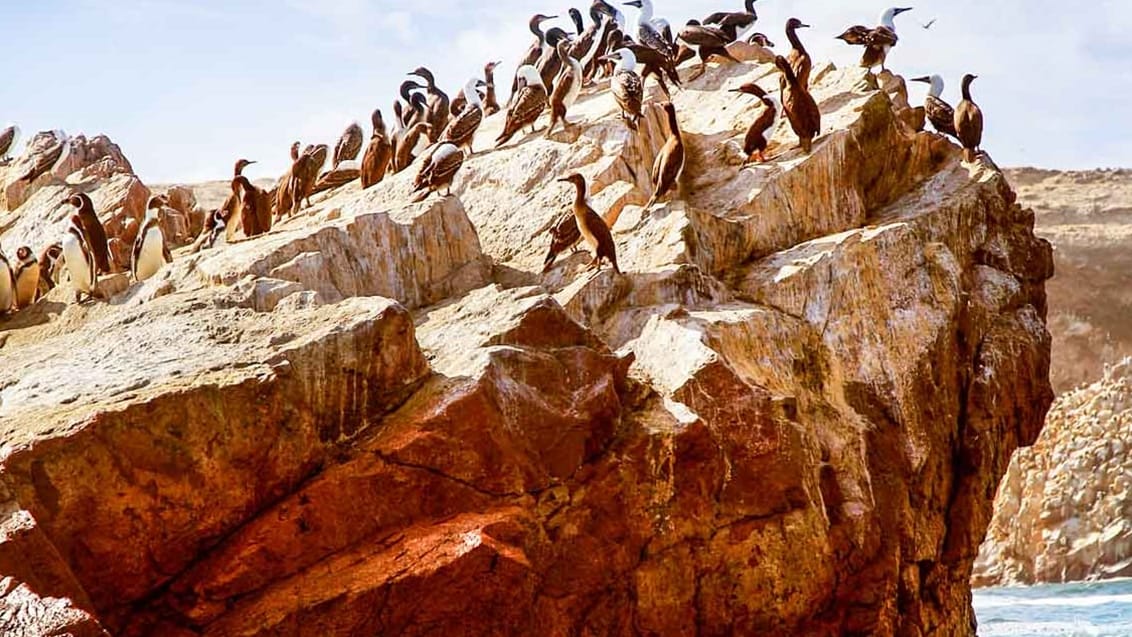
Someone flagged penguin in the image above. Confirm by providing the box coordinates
[954,74,984,163]
[0,250,15,313]
[14,247,40,310]
[36,243,62,297]
[703,0,758,41]
[512,14,559,99]
[67,193,112,275]
[647,102,685,208]
[61,217,97,303]
[441,78,488,152]
[837,7,912,72]
[332,121,364,169]
[604,48,643,131]
[730,82,779,163]
[557,173,619,274]
[0,125,20,164]
[910,75,957,138]
[410,67,450,143]
[495,65,548,147]
[775,55,820,153]
[784,18,812,88]
[361,108,394,188]
[547,40,585,137]
[411,143,465,202]
[677,20,741,80]
[623,0,675,62]
[131,195,173,282]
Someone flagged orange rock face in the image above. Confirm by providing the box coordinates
[0,59,1051,636]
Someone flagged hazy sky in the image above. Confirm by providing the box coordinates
[4,1,1129,184]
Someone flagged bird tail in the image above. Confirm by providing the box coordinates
[542,248,558,273]
[411,188,430,203]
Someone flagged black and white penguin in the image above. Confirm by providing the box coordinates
[0,249,15,313]
[13,247,40,310]
[131,195,173,282]
[61,216,97,303]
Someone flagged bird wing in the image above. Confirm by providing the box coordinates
[430,147,465,185]
[638,23,675,59]
[0,127,14,156]
[442,107,483,145]
[924,96,957,136]
[679,25,728,48]
[613,71,643,113]
[867,26,899,47]
[510,85,548,128]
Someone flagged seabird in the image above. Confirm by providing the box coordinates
[332,121,364,169]
[784,18,813,88]
[397,80,427,127]
[61,216,98,303]
[954,74,984,162]
[131,195,173,282]
[14,246,41,309]
[67,193,112,275]
[361,109,393,188]
[441,78,487,152]
[678,20,741,80]
[0,125,20,164]
[623,0,675,61]
[557,173,619,274]
[452,61,502,117]
[410,67,451,144]
[495,65,548,147]
[646,102,685,208]
[0,249,15,313]
[775,55,820,153]
[604,48,644,131]
[910,75,958,138]
[394,120,433,172]
[537,27,572,93]
[703,0,758,42]
[625,42,681,96]
[36,243,63,297]
[235,175,273,234]
[512,14,559,98]
[411,143,465,202]
[569,6,606,77]
[547,40,584,136]
[747,32,775,47]
[730,82,779,163]
[837,7,913,72]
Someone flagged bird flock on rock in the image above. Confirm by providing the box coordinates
[0,1,988,317]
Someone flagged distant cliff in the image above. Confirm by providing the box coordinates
[0,55,1052,636]
[974,168,1132,587]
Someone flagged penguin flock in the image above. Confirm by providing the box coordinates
[0,1,989,319]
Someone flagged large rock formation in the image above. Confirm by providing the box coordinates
[975,359,1132,587]
[0,56,1052,636]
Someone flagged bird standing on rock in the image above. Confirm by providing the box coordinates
[547,40,584,137]
[61,217,97,303]
[623,0,675,62]
[0,125,20,164]
[703,0,758,42]
[361,109,393,188]
[678,20,741,81]
[0,250,15,313]
[730,82,779,163]
[557,173,620,274]
[775,55,820,153]
[784,18,812,88]
[647,102,685,208]
[954,74,984,162]
[131,195,173,282]
[14,247,41,309]
[910,75,957,138]
[332,121,364,169]
[837,7,912,72]
[605,49,644,131]
[496,65,548,147]
[513,14,559,99]
[410,67,450,144]
[67,193,112,275]
[412,143,465,202]
[442,78,488,152]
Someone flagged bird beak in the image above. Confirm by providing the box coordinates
[623,0,642,7]
[895,7,913,14]
[910,76,929,83]
[247,160,257,165]
[799,23,811,29]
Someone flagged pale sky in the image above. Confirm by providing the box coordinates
[4,1,1129,184]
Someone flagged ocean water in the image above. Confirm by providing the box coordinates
[974,579,1132,636]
